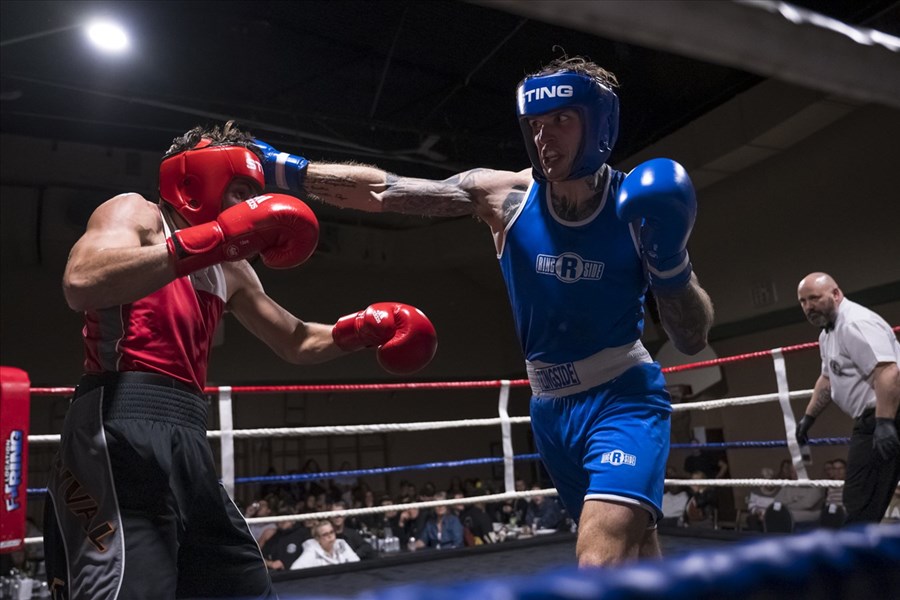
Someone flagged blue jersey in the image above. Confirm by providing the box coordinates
[498,168,647,365]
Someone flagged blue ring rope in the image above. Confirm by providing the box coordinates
[26,435,851,496]
[328,523,900,600]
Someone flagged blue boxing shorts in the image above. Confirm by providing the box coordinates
[529,362,671,523]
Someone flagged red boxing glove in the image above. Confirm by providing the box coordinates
[166,193,319,277]
[332,303,438,375]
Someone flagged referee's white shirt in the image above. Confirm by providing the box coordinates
[819,298,900,418]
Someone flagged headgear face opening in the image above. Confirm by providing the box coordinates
[516,71,619,181]
[158,139,265,226]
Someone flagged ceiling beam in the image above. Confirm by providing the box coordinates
[472,0,900,110]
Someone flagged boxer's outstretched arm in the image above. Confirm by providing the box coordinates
[305,163,529,229]
[655,272,714,355]
[225,260,343,365]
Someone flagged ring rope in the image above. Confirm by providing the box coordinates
[233,454,542,484]
[670,436,850,449]
[672,389,811,411]
[26,326,898,397]
[20,328,897,549]
[26,386,819,446]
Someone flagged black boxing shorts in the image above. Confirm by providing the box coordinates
[43,372,274,599]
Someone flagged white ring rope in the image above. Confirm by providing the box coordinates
[671,389,812,412]
[245,480,844,527]
[666,478,843,489]
[248,488,560,526]
[27,389,815,446]
[21,479,844,546]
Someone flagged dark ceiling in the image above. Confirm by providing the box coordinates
[2,0,898,183]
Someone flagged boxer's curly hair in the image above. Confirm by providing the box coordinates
[163,120,263,160]
[525,54,619,90]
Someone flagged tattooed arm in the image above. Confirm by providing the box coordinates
[803,374,833,417]
[655,272,715,355]
[304,163,530,230]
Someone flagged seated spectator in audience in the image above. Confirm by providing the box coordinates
[375,495,399,535]
[744,467,781,532]
[684,471,719,529]
[452,491,493,544]
[419,482,437,502]
[660,467,691,527]
[777,458,793,480]
[513,479,530,522]
[330,500,376,560]
[333,461,358,505]
[355,488,380,532]
[297,459,328,501]
[824,458,846,510]
[262,508,311,571]
[245,497,277,546]
[684,438,729,479]
[396,499,429,542]
[416,492,464,549]
[524,485,564,531]
[291,520,360,569]
[398,480,417,501]
[447,476,464,497]
[772,463,825,530]
[883,485,900,523]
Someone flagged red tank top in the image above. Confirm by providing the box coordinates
[81,212,226,391]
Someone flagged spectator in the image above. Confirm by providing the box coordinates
[298,459,328,501]
[772,463,825,530]
[330,501,376,560]
[333,461,358,505]
[777,458,793,480]
[660,467,691,527]
[447,476,464,497]
[419,482,437,502]
[417,492,464,549]
[684,471,718,529]
[261,508,310,571]
[745,467,781,532]
[684,438,729,479]
[396,499,428,544]
[291,521,359,569]
[245,498,277,547]
[355,489,380,532]
[453,492,494,545]
[376,495,399,536]
[525,485,564,531]
[825,459,846,508]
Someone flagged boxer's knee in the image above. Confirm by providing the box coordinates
[575,499,650,567]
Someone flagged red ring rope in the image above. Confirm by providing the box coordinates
[29,326,898,395]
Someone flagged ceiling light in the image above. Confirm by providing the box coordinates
[85,20,129,53]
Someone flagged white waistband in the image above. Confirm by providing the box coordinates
[526,340,652,398]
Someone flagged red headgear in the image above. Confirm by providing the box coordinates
[158,139,265,226]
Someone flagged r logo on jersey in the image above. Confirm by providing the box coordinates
[535,252,604,283]
[601,449,636,467]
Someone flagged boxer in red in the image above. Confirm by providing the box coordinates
[44,121,437,599]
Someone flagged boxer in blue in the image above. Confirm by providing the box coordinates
[260,55,715,566]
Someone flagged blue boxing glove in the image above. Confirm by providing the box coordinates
[251,138,309,194]
[616,158,696,292]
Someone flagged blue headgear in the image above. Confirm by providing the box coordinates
[516,71,619,181]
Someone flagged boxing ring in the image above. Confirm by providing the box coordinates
[3,3,900,597]
[5,326,900,598]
